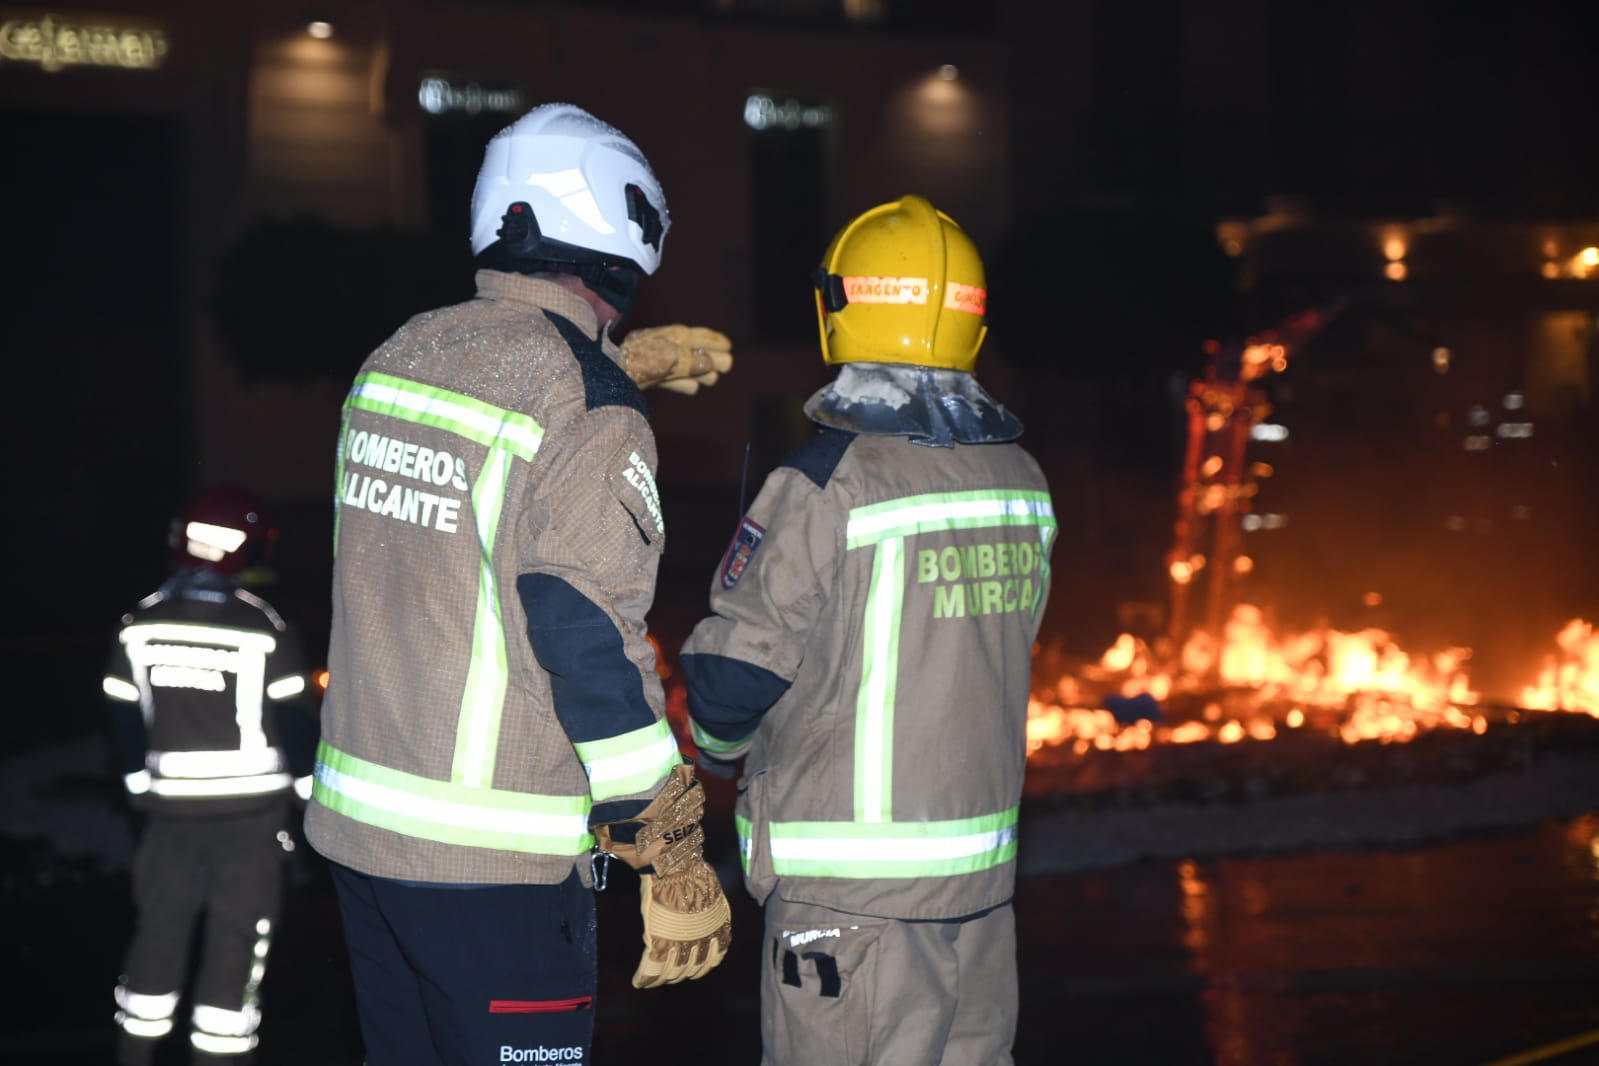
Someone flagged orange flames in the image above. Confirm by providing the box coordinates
[1520,619,1599,715]
[1027,607,1598,757]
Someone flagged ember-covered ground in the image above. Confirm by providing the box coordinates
[5,718,1599,1065]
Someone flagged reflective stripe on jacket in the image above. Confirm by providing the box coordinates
[104,573,311,816]
[305,272,677,885]
[682,428,1054,920]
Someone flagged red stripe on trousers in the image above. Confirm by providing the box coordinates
[488,997,593,1013]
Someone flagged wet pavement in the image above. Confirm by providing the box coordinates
[4,744,1598,1066]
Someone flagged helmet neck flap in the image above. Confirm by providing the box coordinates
[803,362,1023,448]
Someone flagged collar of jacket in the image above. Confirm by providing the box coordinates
[160,567,238,601]
[474,270,624,360]
[803,362,1025,447]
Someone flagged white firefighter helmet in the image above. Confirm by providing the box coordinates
[470,103,669,311]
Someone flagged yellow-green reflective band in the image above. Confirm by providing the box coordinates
[347,371,544,461]
[845,489,1056,550]
[855,536,903,823]
[691,719,745,756]
[313,741,593,855]
[767,808,1019,879]
[735,812,754,876]
[572,718,681,801]
[452,447,514,787]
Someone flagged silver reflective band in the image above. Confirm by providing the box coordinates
[117,1014,173,1037]
[116,986,179,1019]
[192,1003,262,1037]
[150,748,284,778]
[124,770,153,795]
[103,676,141,702]
[119,621,275,753]
[190,1031,258,1055]
[150,664,226,691]
[150,773,293,797]
[265,675,307,700]
[116,983,179,1037]
[294,775,313,801]
[121,623,277,654]
[129,643,243,671]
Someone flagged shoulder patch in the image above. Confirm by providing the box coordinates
[720,516,766,589]
[543,309,649,418]
[778,426,857,489]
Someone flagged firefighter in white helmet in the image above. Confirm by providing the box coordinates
[106,486,316,1065]
[303,102,732,1066]
[680,194,1055,1065]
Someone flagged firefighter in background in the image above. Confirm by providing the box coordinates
[303,102,732,1066]
[680,194,1056,1065]
[104,486,317,1065]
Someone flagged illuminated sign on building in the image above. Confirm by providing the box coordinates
[418,75,525,116]
[743,93,833,131]
[0,12,168,72]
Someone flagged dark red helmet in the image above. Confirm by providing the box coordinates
[170,485,278,578]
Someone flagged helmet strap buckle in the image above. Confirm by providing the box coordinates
[813,268,848,313]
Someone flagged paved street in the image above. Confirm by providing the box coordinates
[4,735,1598,1065]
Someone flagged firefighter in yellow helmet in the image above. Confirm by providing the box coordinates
[680,195,1056,1065]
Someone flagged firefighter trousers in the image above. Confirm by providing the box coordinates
[116,805,291,1065]
[760,896,1018,1066]
[329,863,598,1066]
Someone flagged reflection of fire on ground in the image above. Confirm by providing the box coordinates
[1027,606,1599,758]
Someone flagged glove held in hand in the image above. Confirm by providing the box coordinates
[593,763,733,988]
[618,325,733,395]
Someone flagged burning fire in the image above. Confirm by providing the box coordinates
[1027,607,1599,757]
[1521,619,1599,715]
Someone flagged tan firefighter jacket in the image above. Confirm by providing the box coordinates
[304,271,679,886]
[681,396,1055,920]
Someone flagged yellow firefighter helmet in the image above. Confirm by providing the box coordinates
[813,194,988,372]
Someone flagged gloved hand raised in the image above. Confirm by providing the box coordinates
[592,763,732,988]
[618,325,733,395]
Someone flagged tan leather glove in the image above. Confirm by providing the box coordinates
[592,763,733,988]
[617,325,733,395]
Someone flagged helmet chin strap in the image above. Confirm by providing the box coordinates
[574,261,641,316]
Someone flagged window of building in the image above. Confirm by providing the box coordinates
[745,91,836,340]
